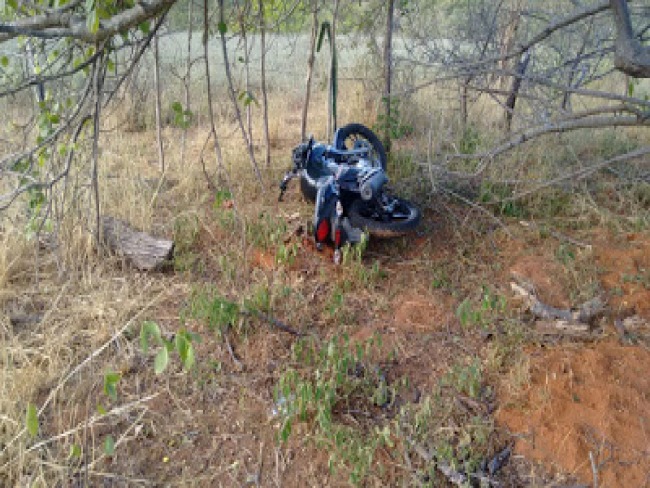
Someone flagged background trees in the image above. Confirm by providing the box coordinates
[0,0,648,247]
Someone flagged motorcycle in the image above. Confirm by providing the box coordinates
[279,123,420,264]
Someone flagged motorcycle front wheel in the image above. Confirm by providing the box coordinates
[348,196,420,238]
[333,123,387,171]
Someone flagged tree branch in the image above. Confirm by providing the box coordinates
[0,0,177,44]
[610,0,650,77]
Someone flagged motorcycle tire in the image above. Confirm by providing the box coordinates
[299,123,387,202]
[333,123,387,171]
[348,197,420,238]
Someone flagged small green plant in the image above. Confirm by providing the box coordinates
[479,182,526,218]
[443,358,483,399]
[431,267,451,290]
[555,243,576,266]
[185,289,241,334]
[340,234,384,286]
[387,150,418,183]
[170,101,193,129]
[275,335,390,483]
[246,213,288,250]
[622,268,650,290]
[276,242,298,266]
[456,286,506,330]
[374,97,414,142]
[173,214,200,271]
[139,321,197,374]
[398,386,494,481]
[459,124,481,155]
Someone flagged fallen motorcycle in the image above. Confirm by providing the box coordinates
[279,123,420,264]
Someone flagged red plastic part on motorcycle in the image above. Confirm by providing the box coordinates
[316,219,330,242]
[335,229,342,246]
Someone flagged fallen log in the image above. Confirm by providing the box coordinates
[510,279,604,324]
[510,275,605,339]
[100,216,174,271]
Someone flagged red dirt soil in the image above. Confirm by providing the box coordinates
[497,340,650,487]
[498,231,650,487]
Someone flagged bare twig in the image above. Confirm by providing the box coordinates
[589,450,599,488]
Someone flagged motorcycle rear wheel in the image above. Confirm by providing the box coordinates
[348,196,420,238]
[300,123,387,202]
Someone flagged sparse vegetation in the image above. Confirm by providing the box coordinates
[1,0,650,486]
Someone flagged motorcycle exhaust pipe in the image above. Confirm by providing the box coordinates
[359,169,387,201]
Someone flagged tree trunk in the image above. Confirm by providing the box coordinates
[236,0,254,142]
[498,0,522,90]
[180,0,193,166]
[382,0,395,153]
[218,0,263,186]
[327,0,340,140]
[153,32,165,172]
[505,50,531,132]
[203,0,236,205]
[259,0,270,167]
[610,0,650,78]
[100,216,174,270]
[301,0,318,141]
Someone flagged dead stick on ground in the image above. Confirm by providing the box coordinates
[510,277,604,323]
[242,309,306,336]
[589,451,599,488]
[223,328,243,371]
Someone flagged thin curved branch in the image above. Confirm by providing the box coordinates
[0,50,101,98]
[502,146,650,202]
[0,62,95,172]
[473,115,649,174]
[104,12,168,106]
[0,115,90,211]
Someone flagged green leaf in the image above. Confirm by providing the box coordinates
[138,21,150,34]
[217,21,227,35]
[154,347,169,375]
[175,332,195,371]
[0,56,8,67]
[86,1,99,35]
[103,372,121,401]
[104,435,115,456]
[280,419,291,442]
[140,320,161,354]
[97,404,107,415]
[628,80,635,97]
[25,403,39,437]
[69,443,82,458]
[171,101,183,113]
